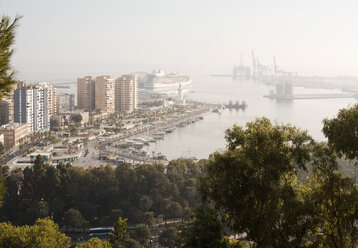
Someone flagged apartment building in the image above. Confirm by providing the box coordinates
[0,98,13,126]
[95,75,115,114]
[57,93,75,113]
[77,76,96,111]
[14,83,51,133]
[115,74,138,113]
[37,82,57,115]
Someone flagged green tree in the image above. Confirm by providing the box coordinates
[165,201,182,220]
[109,217,130,248]
[125,238,141,248]
[34,154,45,166]
[199,118,314,246]
[129,225,150,245]
[159,225,178,248]
[63,208,87,231]
[50,116,61,129]
[307,144,358,247]
[0,15,21,100]
[143,211,155,227]
[75,238,111,248]
[0,15,20,209]
[72,114,83,123]
[0,142,4,154]
[0,218,70,248]
[221,237,250,248]
[0,173,4,207]
[177,205,223,248]
[323,104,358,159]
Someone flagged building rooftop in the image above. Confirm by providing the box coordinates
[0,123,27,130]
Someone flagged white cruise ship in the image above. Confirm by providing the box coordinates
[143,69,191,94]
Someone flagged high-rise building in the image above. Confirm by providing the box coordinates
[14,84,33,133]
[0,98,13,125]
[95,75,115,114]
[37,82,57,115]
[77,76,96,111]
[57,93,75,113]
[115,74,138,113]
[14,83,51,133]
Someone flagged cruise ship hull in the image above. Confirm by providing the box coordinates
[143,70,192,94]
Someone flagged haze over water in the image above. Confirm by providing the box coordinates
[143,75,357,160]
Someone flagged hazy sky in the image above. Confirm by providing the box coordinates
[1,0,358,81]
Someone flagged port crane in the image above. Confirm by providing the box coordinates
[273,56,297,80]
[233,53,251,79]
[251,50,272,79]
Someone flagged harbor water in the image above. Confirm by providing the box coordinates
[143,75,356,160]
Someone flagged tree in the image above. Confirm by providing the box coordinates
[177,205,223,248]
[125,239,141,248]
[0,171,4,207]
[199,118,314,246]
[109,217,130,248]
[0,142,4,154]
[69,124,79,136]
[165,201,182,219]
[129,226,150,245]
[50,116,60,129]
[75,238,111,248]
[323,104,358,159]
[34,154,45,166]
[143,211,155,227]
[0,14,20,209]
[307,144,358,247]
[0,15,21,100]
[63,208,87,231]
[71,114,83,123]
[159,226,178,248]
[0,218,70,248]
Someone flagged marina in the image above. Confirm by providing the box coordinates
[96,104,212,164]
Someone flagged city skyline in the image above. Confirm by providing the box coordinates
[1,0,358,82]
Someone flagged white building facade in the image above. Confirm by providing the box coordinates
[14,83,51,133]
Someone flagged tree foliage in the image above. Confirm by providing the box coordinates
[109,217,130,248]
[0,160,204,227]
[307,144,358,247]
[63,208,87,230]
[323,104,358,159]
[71,114,83,123]
[0,218,70,247]
[0,166,4,207]
[159,225,178,248]
[0,14,20,210]
[177,205,223,248]
[199,118,314,246]
[0,15,21,100]
[76,238,111,248]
